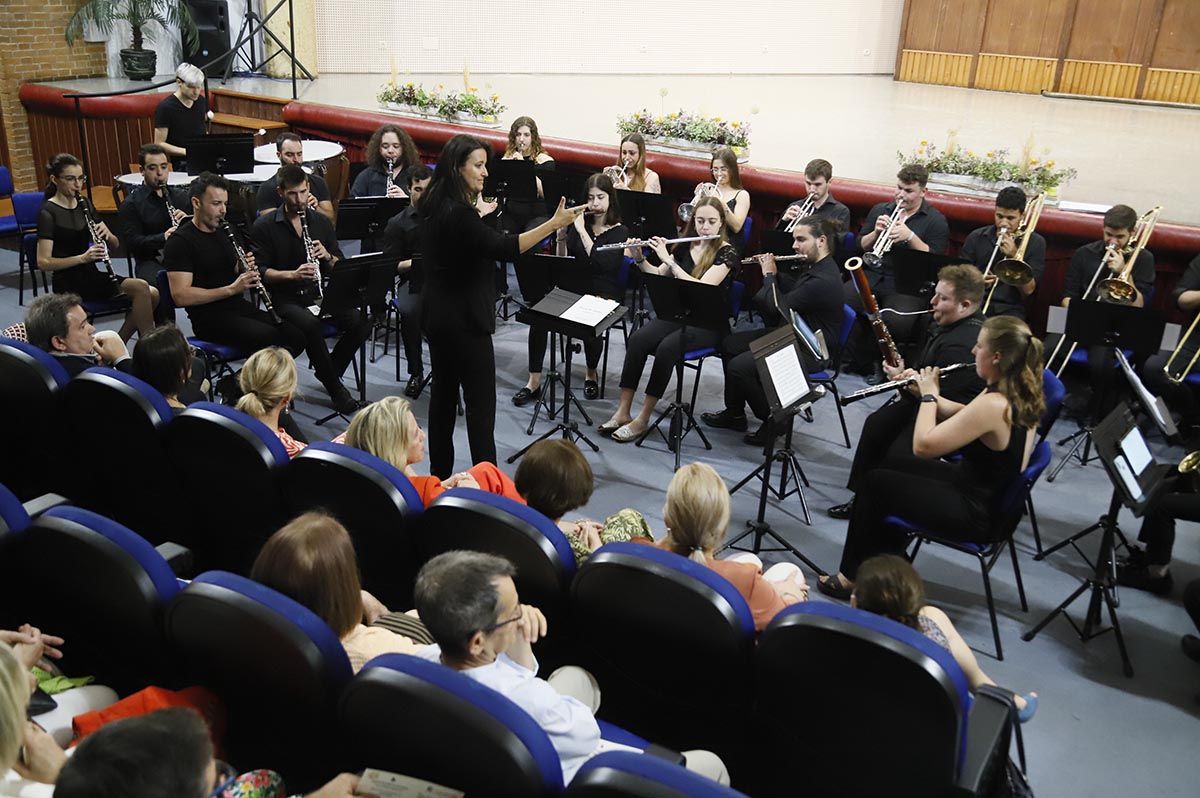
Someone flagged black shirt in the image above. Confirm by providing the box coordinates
[250,207,344,303]
[858,199,950,271]
[566,223,630,300]
[776,193,851,233]
[350,166,412,199]
[1171,253,1200,308]
[163,219,243,318]
[757,255,845,357]
[117,185,190,261]
[51,353,134,379]
[915,311,985,404]
[255,172,333,214]
[383,205,422,262]
[37,199,102,287]
[1064,240,1155,303]
[960,224,1047,318]
[154,94,209,166]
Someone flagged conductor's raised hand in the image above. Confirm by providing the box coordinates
[550,197,587,230]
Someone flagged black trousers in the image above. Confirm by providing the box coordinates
[843,277,927,371]
[619,319,724,400]
[838,462,990,579]
[275,301,370,392]
[1136,488,1200,566]
[719,329,824,420]
[190,300,306,357]
[393,291,424,377]
[845,399,922,493]
[1185,578,1200,634]
[1144,351,1199,423]
[528,328,603,374]
[427,329,497,478]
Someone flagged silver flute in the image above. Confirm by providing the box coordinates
[838,362,973,406]
[298,208,323,301]
[596,234,720,251]
[222,220,281,324]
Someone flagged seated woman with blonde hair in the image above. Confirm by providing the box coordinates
[658,463,808,631]
[251,511,430,673]
[343,395,522,507]
[234,346,308,457]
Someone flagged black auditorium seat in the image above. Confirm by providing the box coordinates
[0,336,69,500]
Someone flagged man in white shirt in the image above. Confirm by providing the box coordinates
[413,551,729,786]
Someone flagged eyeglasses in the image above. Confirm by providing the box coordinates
[482,607,523,633]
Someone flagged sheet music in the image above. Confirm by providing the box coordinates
[1046,305,1067,335]
[1115,349,1178,438]
[1113,456,1143,502]
[1119,428,1153,475]
[765,345,809,409]
[561,294,619,326]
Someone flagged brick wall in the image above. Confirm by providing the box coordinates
[0,1,108,190]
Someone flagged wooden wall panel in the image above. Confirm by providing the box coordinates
[979,0,1074,58]
[25,110,154,199]
[1143,68,1200,103]
[1151,0,1200,70]
[1066,0,1159,63]
[975,54,1058,93]
[211,90,290,125]
[1059,59,1142,96]
[901,0,989,54]
[898,50,974,86]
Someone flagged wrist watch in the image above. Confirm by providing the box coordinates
[920,393,937,403]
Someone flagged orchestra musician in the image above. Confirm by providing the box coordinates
[1142,253,1200,436]
[775,159,850,234]
[419,134,585,477]
[383,164,434,398]
[598,196,739,443]
[37,153,159,342]
[959,187,1045,319]
[153,63,209,170]
[818,316,1044,599]
[349,124,420,199]
[512,173,631,407]
[689,148,750,252]
[117,143,191,284]
[609,133,661,193]
[164,172,306,359]
[701,216,845,446]
[826,264,986,520]
[256,132,335,220]
[503,115,556,170]
[250,165,369,415]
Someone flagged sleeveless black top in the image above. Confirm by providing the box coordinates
[957,390,1029,503]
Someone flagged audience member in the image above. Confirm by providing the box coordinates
[413,550,730,784]
[235,347,308,457]
[132,323,204,411]
[24,293,132,378]
[0,640,68,789]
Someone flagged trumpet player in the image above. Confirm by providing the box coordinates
[117,144,192,284]
[775,159,850,234]
[959,187,1045,319]
[693,148,750,251]
[612,133,661,193]
[1141,253,1200,438]
[250,165,368,415]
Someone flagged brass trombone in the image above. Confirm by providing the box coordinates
[1164,313,1200,383]
[1097,206,1161,304]
[983,192,1046,315]
[1045,242,1118,376]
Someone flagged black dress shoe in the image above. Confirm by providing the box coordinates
[865,365,885,386]
[1182,634,1200,663]
[583,379,599,400]
[330,386,366,415]
[404,373,424,399]
[743,422,775,447]
[827,499,855,520]
[512,386,541,407]
[701,409,748,431]
[1116,564,1173,596]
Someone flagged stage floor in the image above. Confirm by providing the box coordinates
[47,72,1200,226]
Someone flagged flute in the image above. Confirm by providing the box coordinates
[222,220,282,325]
[595,234,719,251]
[742,253,807,265]
[838,362,974,406]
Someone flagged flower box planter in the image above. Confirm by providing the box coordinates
[378,103,502,129]
[643,136,749,163]
[928,172,1060,205]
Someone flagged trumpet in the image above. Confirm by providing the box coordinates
[1098,206,1161,304]
[984,192,1046,314]
[863,205,908,269]
[783,195,816,232]
[678,182,720,222]
[595,234,719,252]
[299,208,323,302]
[839,363,974,405]
[222,220,281,325]
[603,163,627,185]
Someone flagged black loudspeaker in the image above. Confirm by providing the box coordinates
[185,0,232,77]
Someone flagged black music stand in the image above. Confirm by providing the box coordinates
[892,250,967,298]
[485,159,538,320]
[507,287,627,463]
[721,325,826,571]
[1022,403,1173,677]
[312,252,393,425]
[539,169,589,216]
[617,190,678,328]
[634,274,729,471]
[336,198,409,241]
[1045,300,1163,484]
[185,134,254,175]
[761,229,794,256]
[512,254,595,435]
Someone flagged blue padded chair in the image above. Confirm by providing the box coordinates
[597,256,636,398]
[1027,369,1066,557]
[162,402,291,574]
[0,482,31,537]
[156,269,246,393]
[166,571,353,792]
[738,215,752,253]
[14,192,46,306]
[0,167,16,239]
[280,441,425,609]
[567,750,748,798]
[570,543,757,779]
[754,603,1011,797]
[0,337,69,501]
[15,506,183,694]
[58,367,182,544]
[891,440,1052,660]
[807,303,858,448]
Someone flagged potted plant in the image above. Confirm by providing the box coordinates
[66,0,199,82]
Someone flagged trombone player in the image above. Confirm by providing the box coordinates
[1142,252,1200,438]
[959,187,1045,319]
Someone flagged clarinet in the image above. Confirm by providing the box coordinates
[222,220,282,325]
[384,157,396,195]
[77,192,122,292]
[298,208,323,302]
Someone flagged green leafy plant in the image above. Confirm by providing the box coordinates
[66,0,198,53]
[898,131,1077,193]
[378,81,505,121]
[617,109,750,149]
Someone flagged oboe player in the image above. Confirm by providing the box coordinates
[826,264,985,520]
[776,159,850,234]
[165,172,306,360]
[250,165,368,415]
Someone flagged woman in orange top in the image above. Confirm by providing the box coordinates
[658,463,808,631]
[343,395,523,507]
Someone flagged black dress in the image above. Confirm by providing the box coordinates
[37,200,119,300]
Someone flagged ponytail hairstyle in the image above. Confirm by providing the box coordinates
[619,133,648,191]
[677,195,731,278]
[45,153,83,199]
[344,395,416,470]
[852,555,926,632]
[982,315,1045,429]
[662,463,731,563]
[235,347,298,420]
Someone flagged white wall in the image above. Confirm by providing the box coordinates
[314,0,905,75]
[102,0,259,79]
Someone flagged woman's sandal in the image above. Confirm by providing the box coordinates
[816,574,853,601]
[611,423,645,443]
[597,419,627,437]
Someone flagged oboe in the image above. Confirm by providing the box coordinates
[222,220,281,324]
[838,363,974,406]
[298,208,323,302]
[76,193,121,290]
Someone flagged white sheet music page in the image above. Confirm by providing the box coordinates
[1119,428,1153,475]
[561,294,619,326]
[357,769,463,798]
[765,345,809,409]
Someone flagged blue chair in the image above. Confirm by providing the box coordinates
[1027,370,1065,556]
[890,440,1052,660]
[0,337,69,501]
[0,482,31,537]
[598,256,636,398]
[570,543,756,778]
[162,402,291,573]
[166,571,353,792]
[806,303,858,448]
[0,167,16,239]
[738,215,753,253]
[754,603,1011,797]
[14,192,46,306]
[567,750,748,798]
[155,269,246,394]
[280,441,425,609]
